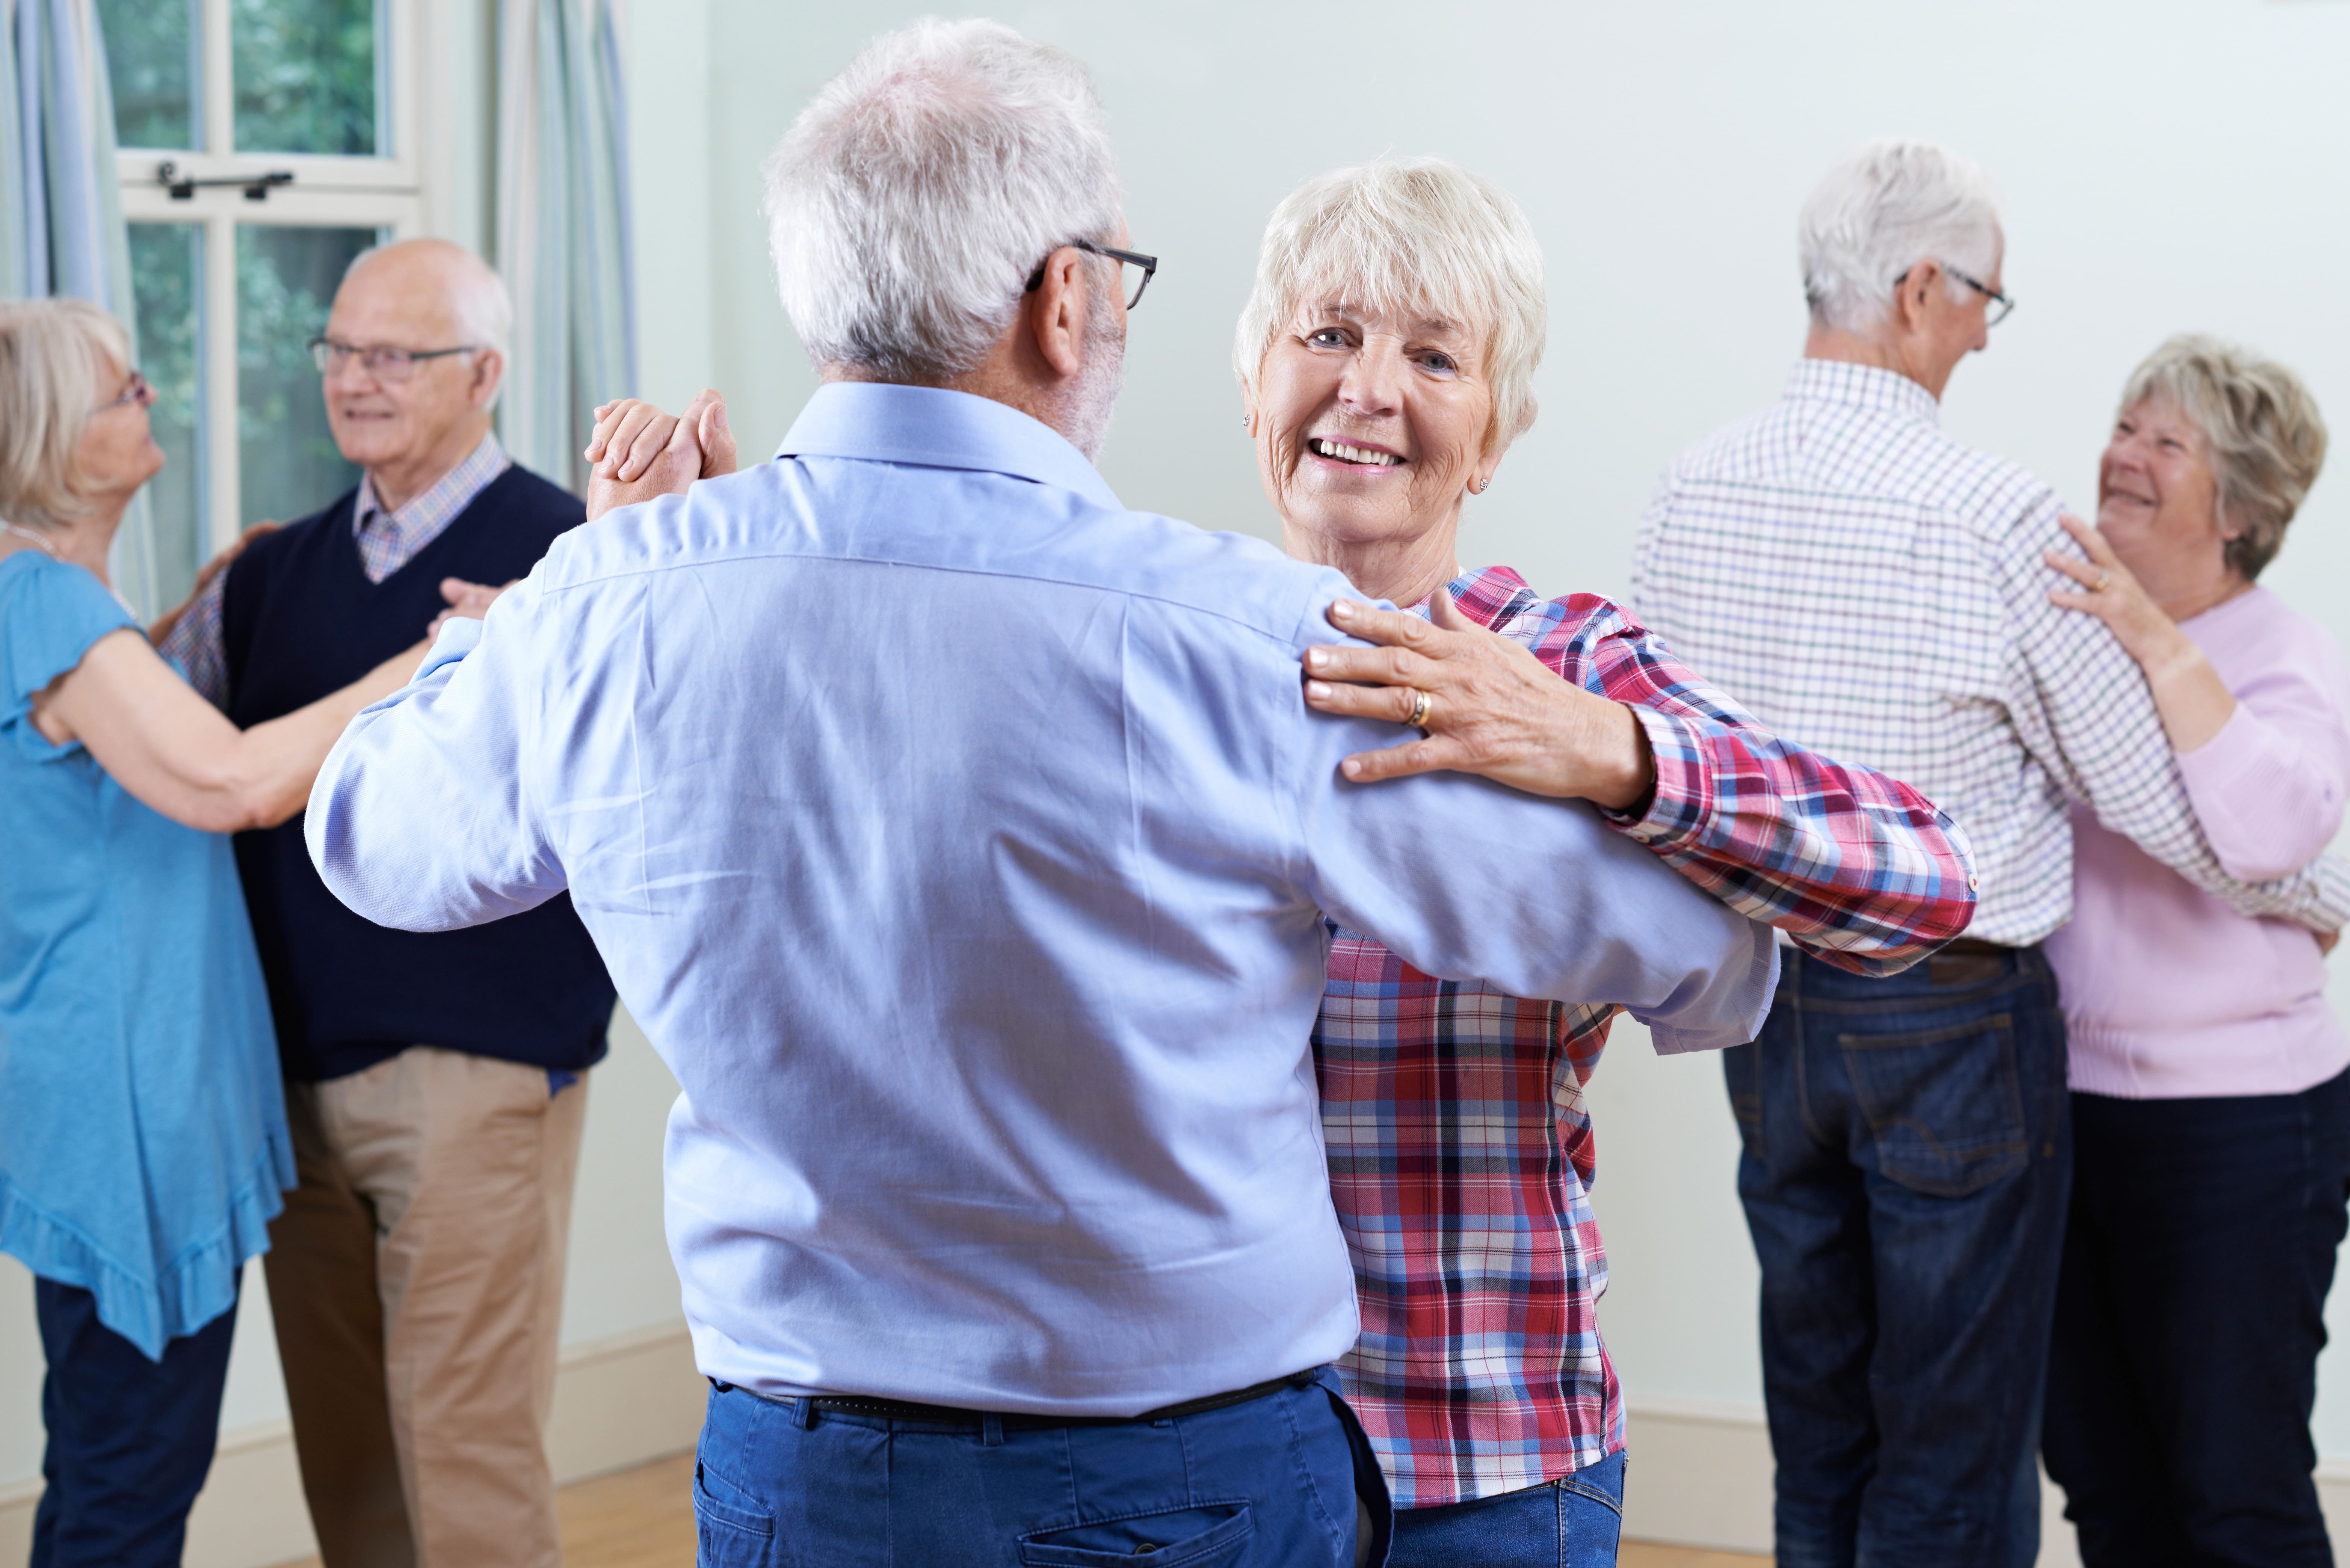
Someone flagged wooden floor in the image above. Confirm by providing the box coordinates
[292,1453,1770,1566]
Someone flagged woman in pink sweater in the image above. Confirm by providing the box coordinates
[2037,335,2350,1568]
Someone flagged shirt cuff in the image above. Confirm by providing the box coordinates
[1602,704,1713,851]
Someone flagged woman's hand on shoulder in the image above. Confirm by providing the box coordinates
[1300,591,1655,811]
[2044,511,2196,678]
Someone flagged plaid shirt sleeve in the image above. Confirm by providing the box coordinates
[153,571,230,711]
[1458,575,1978,976]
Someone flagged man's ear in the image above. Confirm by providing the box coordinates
[470,347,506,411]
[1892,260,1941,333]
[1026,247,1089,382]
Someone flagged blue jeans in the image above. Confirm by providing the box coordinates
[1387,1449,1625,1567]
[691,1366,1391,1567]
[32,1274,239,1568]
[1723,945,2069,1568]
[2043,1068,2350,1567]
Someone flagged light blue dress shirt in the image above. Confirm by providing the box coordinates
[308,383,1776,1416]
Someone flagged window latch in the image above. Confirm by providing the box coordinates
[155,161,295,202]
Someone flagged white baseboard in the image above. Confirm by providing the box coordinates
[0,1320,705,1568]
[1625,1396,2350,1565]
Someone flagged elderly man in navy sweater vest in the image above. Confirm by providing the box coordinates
[159,239,613,1568]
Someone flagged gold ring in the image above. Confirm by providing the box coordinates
[2093,570,2111,592]
[1405,688,1432,729]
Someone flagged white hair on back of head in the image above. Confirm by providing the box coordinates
[764,18,1122,382]
[1799,140,2002,334]
[1232,158,1546,461]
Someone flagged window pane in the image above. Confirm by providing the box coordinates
[233,0,381,155]
[130,223,205,608]
[98,0,200,151]
[239,225,371,527]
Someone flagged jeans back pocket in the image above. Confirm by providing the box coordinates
[1019,1500,1254,1566]
[695,1459,776,1567]
[1840,1014,2027,1197]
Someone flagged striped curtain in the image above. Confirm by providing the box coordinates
[495,0,636,495]
[0,0,151,608]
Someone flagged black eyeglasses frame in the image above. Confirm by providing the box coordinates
[308,337,484,380]
[1025,237,1157,311]
[1892,260,2014,327]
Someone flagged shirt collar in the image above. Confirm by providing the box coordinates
[1784,358,1942,427]
[354,430,508,530]
[773,383,1123,513]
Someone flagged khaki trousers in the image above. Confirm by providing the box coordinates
[264,1048,589,1568]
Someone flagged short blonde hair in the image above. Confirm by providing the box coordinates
[1234,158,1545,462]
[2120,335,2327,581]
[0,298,133,535]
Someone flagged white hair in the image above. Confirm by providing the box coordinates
[1233,158,1546,461]
[763,18,1122,382]
[1799,140,2002,334]
[342,240,513,360]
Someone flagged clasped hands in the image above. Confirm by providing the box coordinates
[1302,593,1657,811]
[583,388,738,519]
[415,388,743,637]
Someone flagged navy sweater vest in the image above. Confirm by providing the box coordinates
[223,465,615,1083]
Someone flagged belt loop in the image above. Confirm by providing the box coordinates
[791,1396,817,1431]
[981,1412,1004,1448]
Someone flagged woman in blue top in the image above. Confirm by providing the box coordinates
[0,299,436,1567]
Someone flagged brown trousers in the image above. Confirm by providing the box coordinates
[264,1048,589,1568]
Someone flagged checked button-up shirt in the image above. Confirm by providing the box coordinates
[1318,564,1978,1508]
[1630,358,2350,945]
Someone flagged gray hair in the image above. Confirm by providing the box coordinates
[763,19,1122,382]
[0,298,134,534]
[1799,140,2001,334]
[1233,158,1546,462]
[2120,335,2327,581]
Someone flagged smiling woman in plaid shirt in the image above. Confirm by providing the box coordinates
[1231,159,1977,1568]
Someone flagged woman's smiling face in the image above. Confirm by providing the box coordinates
[2096,397,2228,581]
[1251,294,1497,563]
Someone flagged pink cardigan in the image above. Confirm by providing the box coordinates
[2046,586,2350,1099]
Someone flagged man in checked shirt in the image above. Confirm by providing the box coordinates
[1633,141,2350,1568]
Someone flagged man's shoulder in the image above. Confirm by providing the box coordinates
[231,489,359,582]
[533,458,1351,655]
[1660,392,2058,542]
[476,462,586,522]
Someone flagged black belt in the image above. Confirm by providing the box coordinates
[798,1367,1322,1432]
[1938,937,2020,958]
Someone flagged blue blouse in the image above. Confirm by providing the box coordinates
[0,551,292,1359]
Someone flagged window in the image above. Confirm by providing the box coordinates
[104,0,420,609]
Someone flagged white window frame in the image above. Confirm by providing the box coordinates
[115,0,423,553]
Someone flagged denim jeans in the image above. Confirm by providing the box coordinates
[1722,945,2069,1568]
[1386,1449,1625,1568]
[32,1274,239,1568]
[691,1366,1391,1567]
[2043,1067,2350,1567]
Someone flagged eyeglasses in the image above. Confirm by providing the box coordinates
[309,337,481,382]
[1894,261,2014,327]
[1025,237,1157,310]
[93,369,153,412]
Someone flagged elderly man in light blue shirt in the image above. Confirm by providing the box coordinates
[305,20,1774,1568]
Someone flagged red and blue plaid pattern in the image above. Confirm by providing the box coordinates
[1319,566,1976,1508]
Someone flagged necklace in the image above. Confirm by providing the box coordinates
[1,521,57,556]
